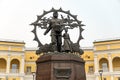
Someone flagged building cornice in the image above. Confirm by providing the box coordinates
[82,47,93,50]
[25,47,38,51]
[0,38,25,44]
[94,48,120,54]
[94,37,120,43]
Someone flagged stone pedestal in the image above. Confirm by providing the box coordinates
[36,53,86,80]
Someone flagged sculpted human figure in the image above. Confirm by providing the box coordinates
[63,28,72,52]
[44,11,63,52]
[31,8,85,55]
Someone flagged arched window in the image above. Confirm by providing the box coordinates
[10,59,20,73]
[0,58,6,73]
[113,57,120,71]
[99,58,109,72]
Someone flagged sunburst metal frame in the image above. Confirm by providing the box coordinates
[31,8,85,48]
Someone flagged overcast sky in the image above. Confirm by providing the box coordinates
[0,0,120,47]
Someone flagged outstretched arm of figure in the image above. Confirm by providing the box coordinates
[44,23,52,35]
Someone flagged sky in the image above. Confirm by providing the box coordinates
[0,0,120,48]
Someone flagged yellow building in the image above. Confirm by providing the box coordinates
[82,38,120,80]
[0,39,25,80]
[0,38,120,80]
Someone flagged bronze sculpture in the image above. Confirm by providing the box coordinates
[44,11,63,52]
[62,28,72,52]
[31,8,85,55]
[31,8,86,80]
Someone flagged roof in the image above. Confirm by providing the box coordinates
[81,47,93,50]
[0,38,24,43]
[94,37,120,43]
[25,47,38,51]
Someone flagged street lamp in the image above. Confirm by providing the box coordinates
[32,72,36,80]
[99,70,103,80]
[6,76,8,80]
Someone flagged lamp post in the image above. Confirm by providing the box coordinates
[6,76,8,80]
[99,70,103,80]
[32,72,36,80]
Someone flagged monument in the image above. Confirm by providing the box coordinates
[31,8,86,80]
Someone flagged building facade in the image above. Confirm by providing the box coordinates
[0,40,25,80]
[0,38,120,80]
[82,38,120,80]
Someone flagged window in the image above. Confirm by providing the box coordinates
[27,66,31,74]
[102,63,108,72]
[12,64,18,73]
[30,57,32,59]
[88,66,94,73]
[88,56,90,59]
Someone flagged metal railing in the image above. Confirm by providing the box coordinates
[10,69,19,73]
[26,72,32,75]
[87,71,94,75]
[99,68,109,72]
[99,67,120,72]
[0,69,20,73]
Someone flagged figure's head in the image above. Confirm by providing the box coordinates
[65,28,68,33]
[53,11,58,18]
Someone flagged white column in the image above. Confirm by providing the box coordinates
[21,77,24,80]
[6,54,10,73]
[95,76,99,80]
[20,55,25,73]
[111,76,114,80]
[108,53,113,72]
[94,54,99,73]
